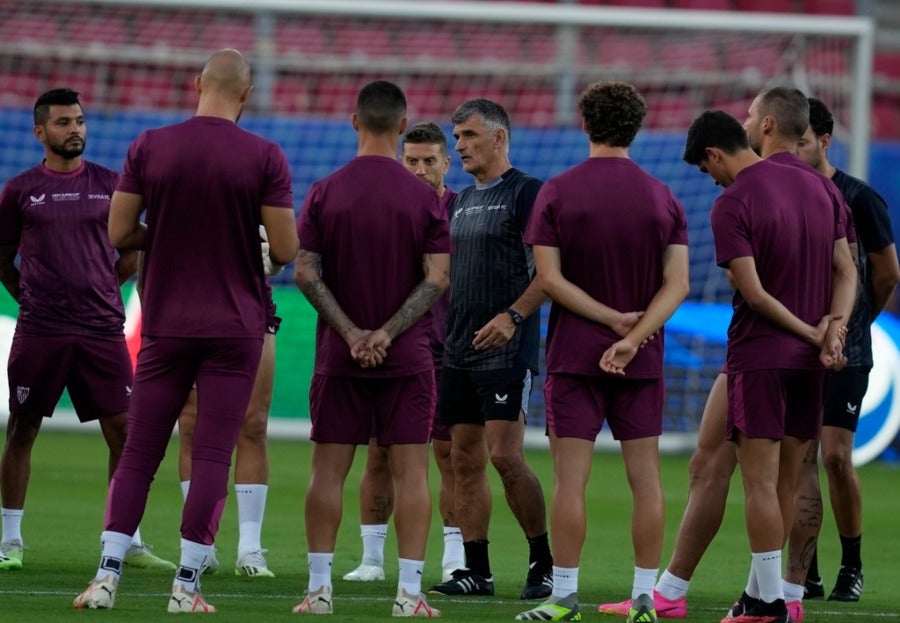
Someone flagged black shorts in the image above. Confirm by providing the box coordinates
[822,366,871,432]
[439,366,532,426]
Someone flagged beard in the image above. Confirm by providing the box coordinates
[48,137,85,160]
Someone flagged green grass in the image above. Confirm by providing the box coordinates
[1,429,898,622]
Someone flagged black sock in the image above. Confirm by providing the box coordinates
[463,540,491,578]
[527,532,552,569]
[839,534,862,570]
[808,549,820,582]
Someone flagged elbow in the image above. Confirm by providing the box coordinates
[269,240,299,267]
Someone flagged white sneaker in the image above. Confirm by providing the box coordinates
[200,547,220,575]
[235,549,275,578]
[292,585,333,614]
[168,583,216,613]
[441,562,464,583]
[343,562,385,582]
[392,588,441,618]
[74,574,118,609]
[0,539,24,570]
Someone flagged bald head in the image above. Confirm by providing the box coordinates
[200,49,251,100]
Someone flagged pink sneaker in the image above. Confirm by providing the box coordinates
[598,590,688,619]
[787,600,804,623]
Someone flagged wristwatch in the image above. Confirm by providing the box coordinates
[506,308,524,327]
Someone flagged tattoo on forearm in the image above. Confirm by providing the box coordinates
[297,250,354,336]
[382,281,443,338]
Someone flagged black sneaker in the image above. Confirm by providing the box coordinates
[803,576,824,600]
[429,568,495,596]
[731,598,791,623]
[520,562,553,600]
[726,591,761,619]
[828,566,863,602]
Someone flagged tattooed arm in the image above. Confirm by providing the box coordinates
[357,252,450,366]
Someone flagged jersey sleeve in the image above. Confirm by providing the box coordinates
[852,185,894,253]
[296,182,323,254]
[667,189,689,247]
[513,176,543,233]
[116,132,148,196]
[524,180,560,248]
[711,195,752,268]
[262,143,295,209]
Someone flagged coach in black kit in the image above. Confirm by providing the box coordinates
[429,99,552,601]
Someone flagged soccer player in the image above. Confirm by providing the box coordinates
[428,99,552,600]
[0,88,172,573]
[177,275,282,578]
[683,110,856,623]
[600,87,857,623]
[73,49,298,612]
[785,97,899,603]
[344,121,464,584]
[515,81,689,623]
[293,81,449,617]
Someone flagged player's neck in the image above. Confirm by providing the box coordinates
[473,157,511,185]
[434,183,446,197]
[589,143,629,159]
[820,160,837,179]
[760,137,797,159]
[195,99,241,123]
[357,132,398,159]
[43,154,83,174]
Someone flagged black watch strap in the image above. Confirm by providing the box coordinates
[506,308,524,326]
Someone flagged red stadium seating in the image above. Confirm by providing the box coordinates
[578,0,667,6]
[0,71,45,107]
[512,86,558,127]
[671,0,734,9]
[275,21,331,56]
[872,99,900,140]
[1,13,61,44]
[200,20,256,54]
[332,23,393,59]
[802,0,856,14]
[724,41,786,74]
[644,91,697,130]
[273,75,315,115]
[314,76,363,116]
[113,67,186,110]
[735,0,795,11]
[589,34,656,70]
[804,43,850,77]
[395,25,458,61]
[660,41,721,73]
[66,16,129,47]
[134,14,197,51]
[874,51,900,80]
[403,81,449,120]
[457,24,524,62]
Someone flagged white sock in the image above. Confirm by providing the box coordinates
[180,480,190,501]
[753,550,783,603]
[398,558,425,595]
[745,560,760,599]
[130,526,143,547]
[782,580,804,602]
[632,566,658,600]
[656,569,690,600]
[308,552,334,592]
[552,565,578,599]
[442,527,464,570]
[1,508,23,543]
[175,538,212,593]
[360,524,387,566]
[97,530,132,581]
[235,484,268,556]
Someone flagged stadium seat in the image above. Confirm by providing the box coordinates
[1,13,61,44]
[66,16,129,47]
[314,76,364,116]
[275,21,330,56]
[724,40,786,75]
[113,67,186,110]
[671,0,734,9]
[518,25,558,64]
[874,51,900,80]
[734,0,796,11]
[804,43,850,77]
[457,24,523,62]
[659,41,721,73]
[644,92,697,130]
[578,0,667,6]
[403,81,449,120]
[590,34,656,70]
[512,86,558,127]
[273,75,314,115]
[332,23,393,59]
[134,14,197,51]
[395,24,458,61]
[801,0,856,14]
[200,20,256,54]
[50,69,100,106]
[0,71,45,107]
[872,99,900,140]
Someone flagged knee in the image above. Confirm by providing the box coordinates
[451,443,484,480]
[488,448,522,482]
[688,449,731,489]
[240,407,269,445]
[821,447,853,481]
[4,414,40,448]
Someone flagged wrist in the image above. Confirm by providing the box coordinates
[505,308,524,328]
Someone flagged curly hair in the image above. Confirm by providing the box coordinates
[578,81,646,148]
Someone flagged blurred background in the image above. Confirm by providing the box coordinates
[2,0,899,463]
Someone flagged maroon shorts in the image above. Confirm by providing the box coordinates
[727,368,826,441]
[309,371,435,446]
[7,333,132,422]
[544,373,664,441]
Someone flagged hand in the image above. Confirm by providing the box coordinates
[599,338,638,375]
[611,311,643,338]
[472,312,516,351]
[810,313,843,347]
[345,328,378,367]
[353,329,392,368]
[819,321,848,371]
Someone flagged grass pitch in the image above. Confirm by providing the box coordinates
[1,429,897,621]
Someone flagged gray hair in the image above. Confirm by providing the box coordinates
[451,99,511,149]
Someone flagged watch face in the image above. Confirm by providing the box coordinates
[508,309,523,325]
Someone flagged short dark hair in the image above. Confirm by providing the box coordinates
[451,99,512,145]
[356,80,407,134]
[34,88,81,125]
[757,87,809,141]
[578,81,646,148]
[683,110,749,165]
[402,122,448,154]
[807,97,835,138]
